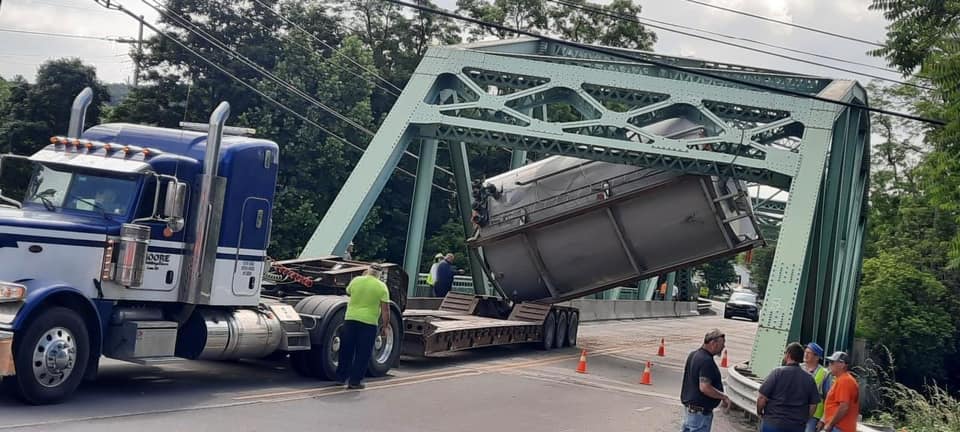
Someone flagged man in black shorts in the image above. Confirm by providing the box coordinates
[680,329,731,432]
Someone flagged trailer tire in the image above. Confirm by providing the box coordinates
[5,307,90,405]
[367,309,401,377]
[554,311,568,349]
[540,311,556,350]
[566,311,579,347]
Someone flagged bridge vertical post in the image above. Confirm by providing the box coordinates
[750,118,834,377]
[402,139,438,297]
[449,140,489,295]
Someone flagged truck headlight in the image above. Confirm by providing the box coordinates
[0,282,25,303]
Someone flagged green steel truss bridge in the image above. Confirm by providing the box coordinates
[299,37,870,377]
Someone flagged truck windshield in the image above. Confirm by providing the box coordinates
[25,164,139,217]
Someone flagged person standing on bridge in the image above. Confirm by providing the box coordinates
[336,264,391,390]
[815,352,859,432]
[756,342,821,432]
[426,253,444,291]
[802,343,833,432]
[433,253,456,298]
[680,329,731,432]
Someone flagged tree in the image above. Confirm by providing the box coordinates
[457,0,549,39]
[0,59,110,199]
[857,252,957,389]
[697,257,738,296]
[458,0,656,51]
[866,0,960,392]
[0,77,9,109]
[748,224,779,299]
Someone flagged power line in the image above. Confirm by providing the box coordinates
[617,7,905,76]
[142,0,376,136]
[93,0,456,194]
[140,0,457,179]
[384,0,946,126]
[680,0,884,48]
[248,0,404,96]
[230,0,401,98]
[548,0,929,90]
[0,27,120,41]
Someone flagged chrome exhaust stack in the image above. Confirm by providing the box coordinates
[67,87,93,138]
[181,102,230,304]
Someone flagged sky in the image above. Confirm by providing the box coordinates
[0,0,897,86]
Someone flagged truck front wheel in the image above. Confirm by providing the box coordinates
[4,307,90,405]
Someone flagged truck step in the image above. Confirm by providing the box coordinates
[281,331,311,351]
[122,356,183,366]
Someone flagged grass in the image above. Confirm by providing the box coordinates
[858,347,960,432]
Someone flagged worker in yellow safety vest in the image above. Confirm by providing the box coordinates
[803,342,833,432]
[426,253,444,288]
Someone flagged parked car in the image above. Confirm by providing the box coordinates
[724,291,760,321]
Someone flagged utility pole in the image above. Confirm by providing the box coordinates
[115,16,145,87]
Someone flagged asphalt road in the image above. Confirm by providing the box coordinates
[0,306,759,432]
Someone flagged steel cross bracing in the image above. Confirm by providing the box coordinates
[301,37,870,377]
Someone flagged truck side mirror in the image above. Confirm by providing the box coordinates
[163,181,187,232]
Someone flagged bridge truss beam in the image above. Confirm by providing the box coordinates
[300,37,870,377]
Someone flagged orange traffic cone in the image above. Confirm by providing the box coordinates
[639,361,652,385]
[657,338,666,357]
[576,350,588,374]
[720,349,729,368]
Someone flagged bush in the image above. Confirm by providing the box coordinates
[860,348,960,432]
[857,252,955,388]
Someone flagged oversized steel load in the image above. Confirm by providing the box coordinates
[469,156,763,303]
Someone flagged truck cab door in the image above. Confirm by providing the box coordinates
[231,197,270,296]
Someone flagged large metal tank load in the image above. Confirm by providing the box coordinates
[468,155,763,303]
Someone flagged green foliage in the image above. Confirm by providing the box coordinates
[858,348,960,432]
[747,224,779,299]
[696,257,738,296]
[857,252,956,388]
[865,1,960,394]
[0,59,110,199]
[0,77,9,109]
[457,0,656,50]
[422,220,469,273]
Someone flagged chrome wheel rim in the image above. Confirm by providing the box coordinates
[373,325,395,364]
[32,327,76,388]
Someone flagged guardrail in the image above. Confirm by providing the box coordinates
[697,298,713,314]
[726,361,894,432]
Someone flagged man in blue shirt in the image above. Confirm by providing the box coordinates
[434,253,456,298]
[757,342,821,432]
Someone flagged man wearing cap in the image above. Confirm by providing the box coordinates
[680,329,731,432]
[816,352,860,432]
[434,253,457,298]
[756,342,821,432]
[803,343,833,432]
